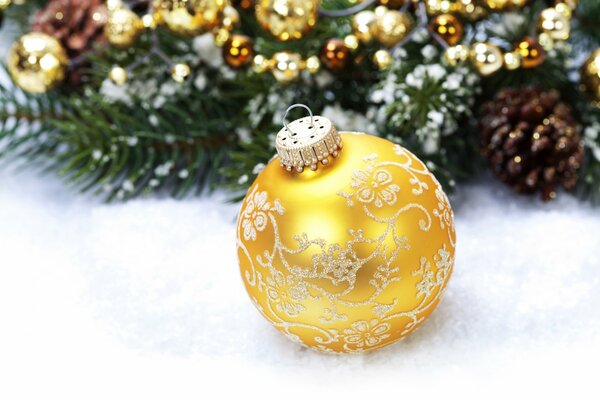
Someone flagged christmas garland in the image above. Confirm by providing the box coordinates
[0,0,599,202]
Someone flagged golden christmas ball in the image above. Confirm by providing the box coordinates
[170,63,191,82]
[373,49,393,70]
[352,10,377,43]
[154,0,225,37]
[537,7,570,41]
[109,66,128,85]
[271,51,303,83]
[105,7,143,48]
[503,51,522,70]
[252,54,270,74]
[223,34,255,68]
[429,14,464,46]
[469,42,503,76]
[320,38,351,72]
[255,0,320,41]
[372,6,413,47]
[305,55,321,74]
[443,44,469,66]
[237,111,456,353]
[515,36,545,69]
[580,48,600,105]
[7,32,68,94]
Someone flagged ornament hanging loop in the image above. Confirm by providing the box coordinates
[283,103,315,135]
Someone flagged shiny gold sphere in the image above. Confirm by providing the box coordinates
[469,42,503,76]
[271,51,303,83]
[7,32,68,93]
[429,14,464,46]
[170,63,191,82]
[373,49,393,70]
[443,44,469,66]
[372,6,414,47]
[305,55,321,74]
[503,51,522,70]
[154,0,225,37]
[252,54,270,74]
[108,66,128,85]
[537,7,570,41]
[223,34,255,68]
[352,10,377,43]
[256,0,320,41]
[105,7,143,48]
[581,49,600,106]
[237,133,456,353]
[515,36,545,69]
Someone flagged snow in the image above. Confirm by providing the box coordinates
[0,165,599,399]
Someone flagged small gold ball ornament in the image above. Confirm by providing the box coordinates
[105,7,143,48]
[373,49,393,70]
[515,37,545,69]
[142,13,159,29]
[221,4,240,31]
[237,109,456,353]
[252,54,270,74]
[537,7,570,41]
[443,44,469,66]
[109,66,128,85]
[153,0,225,37]
[223,34,254,68]
[372,6,413,47]
[580,49,600,106]
[271,51,303,83]
[320,38,351,72]
[429,14,464,46]
[170,63,191,82]
[255,0,320,41]
[343,34,360,51]
[469,42,503,76]
[305,55,321,74]
[352,10,377,43]
[503,51,522,70]
[7,32,68,93]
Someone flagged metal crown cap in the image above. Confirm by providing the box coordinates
[275,104,343,173]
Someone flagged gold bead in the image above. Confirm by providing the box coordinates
[7,32,68,93]
[352,10,376,43]
[580,48,600,106]
[223,34,254,68]
[554,2,572,18]
[429,14,464,46]
[537,8,570,41]
[214,28,231,47]
[237,132,456,353]
[373,49,393,70]
[271,51,303,83]
[255,0,319,41]
[171,63,191,82]
[515,37,546,69]
[141,13,158,29]
[221,5,240,31]
[469,42,503,76]
[503,51,522,70]
[538,32,555,51]
[252,54,270,74]
[443,44,469,66]
[109,66,128,85]
[105,7,143,48]
[154,0,225,37]
[343,34,360,51]
[372,6,414,47]
[305,55,321,74]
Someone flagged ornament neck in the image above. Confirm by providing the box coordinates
[275,104,343,173]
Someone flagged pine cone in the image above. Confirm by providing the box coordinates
[31,0,107,85]
[479,86,584,201]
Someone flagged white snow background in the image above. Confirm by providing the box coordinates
[1,25,599,400]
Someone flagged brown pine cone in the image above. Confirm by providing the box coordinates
[31,0,108,85]
[479,86,584,201]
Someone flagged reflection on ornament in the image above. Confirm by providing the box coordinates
[105,7,143,48]
[515,37,545,69]
[581,49,600,106]
[142,13,158,29]
[272,51,302,83]
[429,14,464,46]
[320,39,351,72]
[255,0,319,41]
[237,113,456,353]
[170,63,191,82]
[444,44,469,66]
[537,8,570,41]
[252,54,270,74]
[223,34,254,68]
[373,49,393,70]
[469,42,503,76]
[154,0,225,37]
[109,66,128,85]
[7,32,68,93]
[352,10,376,43]
[372,6,413,47]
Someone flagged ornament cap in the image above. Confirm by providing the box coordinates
[275,104,342,173]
